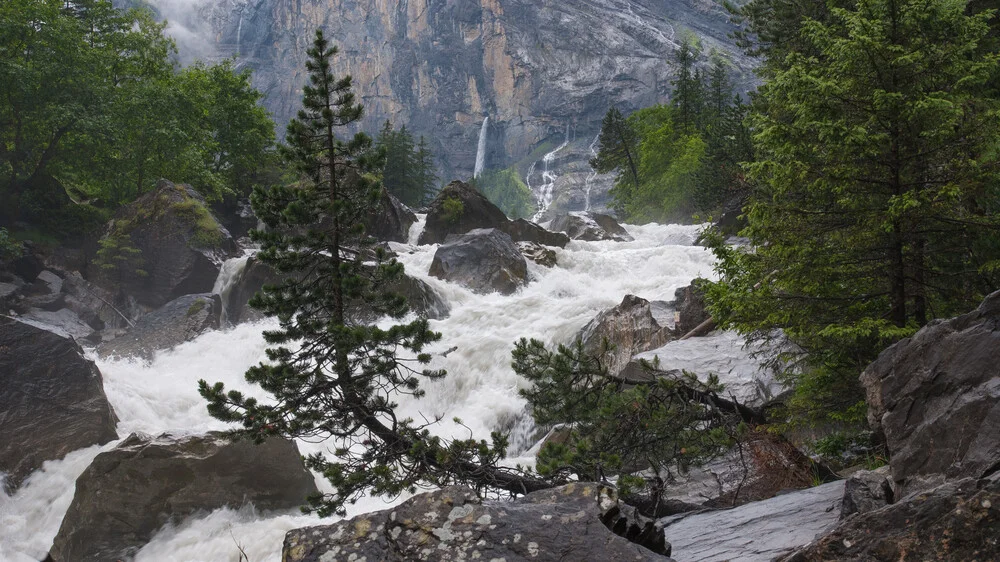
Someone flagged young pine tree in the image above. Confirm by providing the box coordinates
[199,30,547,516]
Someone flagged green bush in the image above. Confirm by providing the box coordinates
[471,168,535,219]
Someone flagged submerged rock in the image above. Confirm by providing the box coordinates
[861,289,1000,497]
[283,483,673,562]
[0,317,118,493]
[97,293,222,359]
[549,211,634,242]
[429,228,528,295]
[661,480,845,562]
[47,432,318,562]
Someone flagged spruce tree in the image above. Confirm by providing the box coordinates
[199,30,547,516]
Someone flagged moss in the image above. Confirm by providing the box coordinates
[186,298,207,317]
[170,198,224,249]
[441,197,464,224]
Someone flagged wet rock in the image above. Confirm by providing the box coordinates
[47,432,318,562]
[860,290,1000,497]
[550,211,634,242]
[840,466,893,519]
[418,181,509,245]
[429,228,528,295]
[87,179,237,309]
[518,241,558,267]
[499,218,570,248]
[283,483,674,562]
[661,480,845,562]
[579,294,674,378]
[0,317,118,493]
[623,331,785,407]
[97,293,222,359]
[365,187,417,242]
[784,476,1000,562]
[672,281,710,336]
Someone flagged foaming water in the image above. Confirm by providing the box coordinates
[2,220,715,561]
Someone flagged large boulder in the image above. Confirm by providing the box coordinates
[365,187,417,242]
[549,211,634,242]
[672,281,711,336]
[418,181,509,245]
[47,432,319,562]
[97,293,222,359]
[499,218,570,248]
[783,475,1000,562]
[284,483,673,562]
[88,179,238,309]
[428,228,528,295]
[579,294,674,378]
[0,317,118,492]
[661,481,845,562]
[840,466,893,519]
[860,290,1000,497]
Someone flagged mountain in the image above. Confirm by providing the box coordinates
[137,0,752,213]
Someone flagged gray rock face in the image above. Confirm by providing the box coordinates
[97,293,222,359]
[660,480,845,562]
[840,466,893,519]
[517,241,557,267]
[672,282,710,336]
[283,483,674,562]
[499,218,570,248]
[860,290,1000,497]
[784,476,1000,562]
[168,0,750,184]
[429,228,528,295]
[550,211,634,242]
[366,188,417,243]
[419,181,510,245]
[579,294,674,378]
[0,317,118,493]
[88,179,237,309]
[47,432,319,562]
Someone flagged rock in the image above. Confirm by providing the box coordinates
[15,308,96,341]
[0,317,118,493]
[428,228,528,295]
[661,480,845,562]
[579,294,674,378]
[518,241,558,267]
[840,466,893,519]
[87,179,238,309]
[860,290,1000,497]
[672,282,710,336]
[418,181,509,245]
[97,293,222,359]
[499,218,570,248]
[623,331,785,407]
[783,476,1000,562]
[365,187,417,242]
[550,211,634,242]
[283,483,674,562]
[47,432,318,562]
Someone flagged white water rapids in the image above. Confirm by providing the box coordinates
[0,219,716,562]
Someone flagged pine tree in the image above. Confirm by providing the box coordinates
[708,0,1000,423]
[199,30,547,516]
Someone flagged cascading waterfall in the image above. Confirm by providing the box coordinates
[0,218,717,562]
[531,124,571,222]
[473,117,489,178]
[585,132,601,211]
[235,8,243,56]
[212,252,253,326]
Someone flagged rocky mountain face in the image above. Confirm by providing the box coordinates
[137,0,752,214]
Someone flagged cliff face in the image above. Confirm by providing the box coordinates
[150,0,750,212]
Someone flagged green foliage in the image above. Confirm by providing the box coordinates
[92,231,147,289]
[470,168,536,219]
[0,0,275,236]
[441,197,465,224]
[170,199,224,249]
[514,338,738,493]
[707,0,1000,425]
[199,30,546,517]
[376,121,438,207]
[0,227,23,263]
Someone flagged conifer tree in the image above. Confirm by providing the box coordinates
[199,30,547,516]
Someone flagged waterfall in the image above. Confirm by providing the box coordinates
[212,252,253,327]
[585,132,601,211]
[235,9,244,56]
[2,222,721,562]
[531,124,571,222]
[473,117,489,178]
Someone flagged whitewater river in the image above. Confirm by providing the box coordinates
[0,220,715,562]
